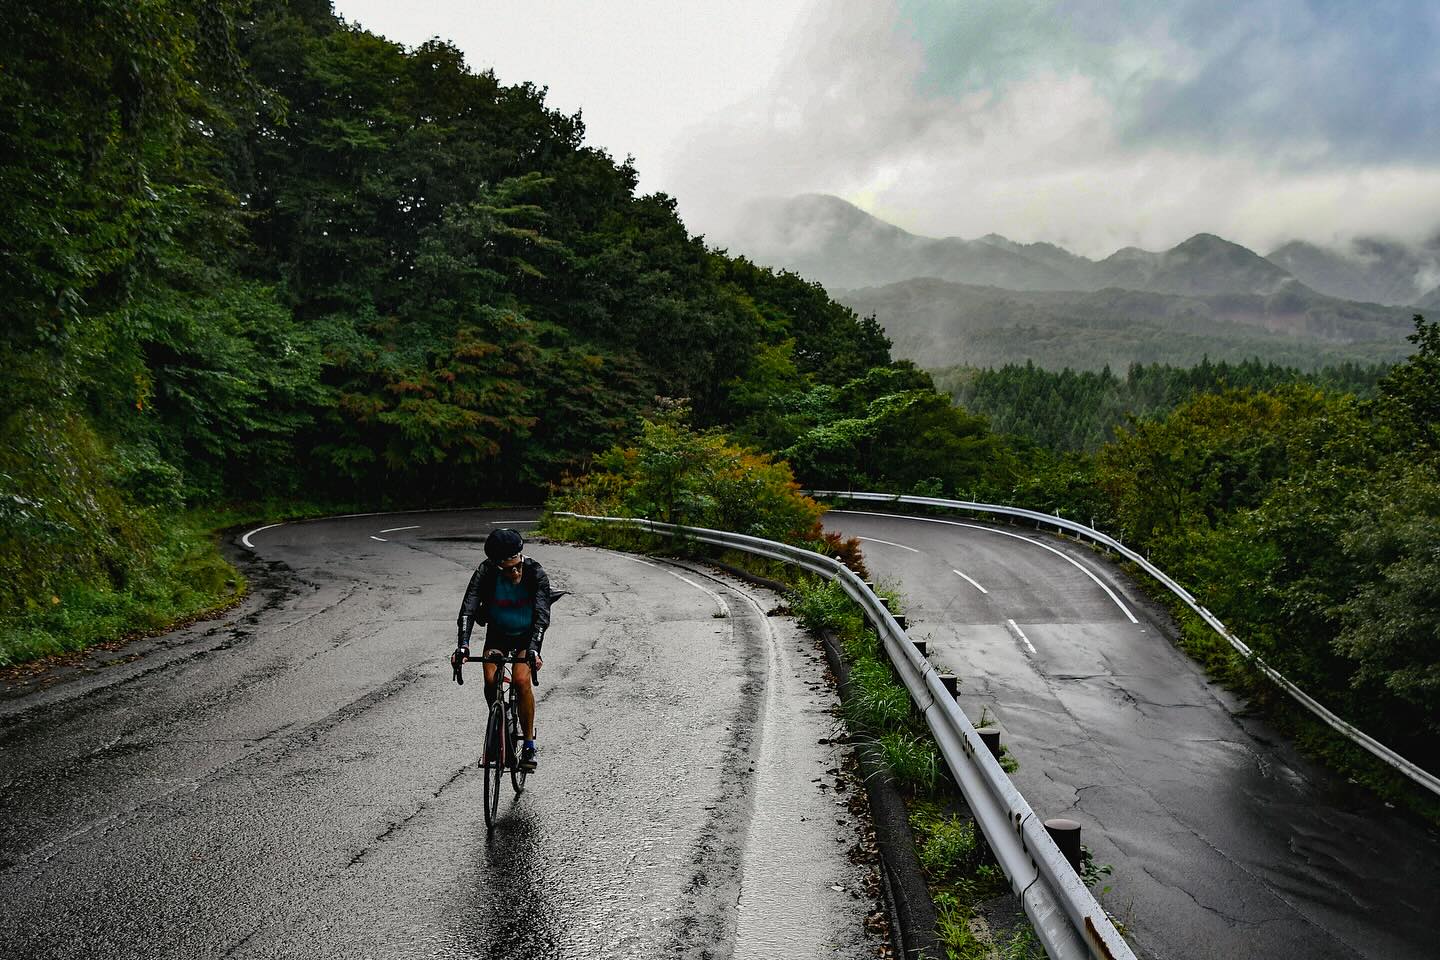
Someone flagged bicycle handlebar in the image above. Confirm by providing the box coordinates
[451,650,540,685]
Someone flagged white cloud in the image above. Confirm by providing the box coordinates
[333,0,1440,258]
[675,0,1440,256]
[331,0,811,195]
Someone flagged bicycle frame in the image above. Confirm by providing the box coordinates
[467,651,533,830]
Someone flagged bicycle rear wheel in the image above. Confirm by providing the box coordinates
[482,701,505,831]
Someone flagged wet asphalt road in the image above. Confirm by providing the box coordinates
[825,509,1440,960]
[0,510,881,960]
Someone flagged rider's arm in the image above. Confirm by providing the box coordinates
[457,565,489,645]
[529,563,552,653]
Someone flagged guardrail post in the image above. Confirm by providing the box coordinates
[910,637,927,656]
[1044,818,1083,874]
[976,726,1001,761]
[939,673,958,697]
[894,613,908,630]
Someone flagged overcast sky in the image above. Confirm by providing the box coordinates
[332,0,1440,257]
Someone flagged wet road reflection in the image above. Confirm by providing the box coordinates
[827,510,1440,960]
[0,510,880,959]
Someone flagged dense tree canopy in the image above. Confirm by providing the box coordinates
[0,0,905,621]
[5,1,1436,792]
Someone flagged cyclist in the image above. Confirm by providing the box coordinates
[454,528,551,771]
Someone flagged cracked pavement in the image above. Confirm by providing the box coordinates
[826,509,1440,960]
[0,510,882,960]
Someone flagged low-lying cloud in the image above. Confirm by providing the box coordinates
[668,0,1440,257]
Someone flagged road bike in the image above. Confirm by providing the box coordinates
[453,649,536,831]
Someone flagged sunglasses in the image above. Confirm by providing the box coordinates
[499,556,524,573]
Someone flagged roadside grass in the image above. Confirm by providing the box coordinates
[0,515,244,668]
[790,576,1050,960]
[3,497,378,670]
[538,513,674,557]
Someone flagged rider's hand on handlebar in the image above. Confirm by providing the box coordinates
[451,646,468,684]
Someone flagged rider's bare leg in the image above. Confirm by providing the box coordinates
[512,660,535,740]
[482,654,500,707]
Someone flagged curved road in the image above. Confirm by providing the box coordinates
[0,510,881,960]
[825,509,1440,960]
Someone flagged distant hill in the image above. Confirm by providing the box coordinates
[1094,233,1298,297]
[726,194,1313,296]
[721,194,1426,370]
[723,194,1086,291]
[725,193,1439,307]
[836,278,1416,372]
[1267,237,1440,306]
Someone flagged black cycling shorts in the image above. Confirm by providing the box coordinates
[483,625,530,653]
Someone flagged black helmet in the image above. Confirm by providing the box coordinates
[484,527,524,562]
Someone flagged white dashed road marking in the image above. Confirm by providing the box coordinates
[1006,618,1038,656]
[953,569,988,594]
[831,510,1138,623]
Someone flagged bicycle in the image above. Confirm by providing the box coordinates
[453,649,537,831]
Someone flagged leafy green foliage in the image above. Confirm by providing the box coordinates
[549,407,826,545]
[1077,324,1440,775]
[0,2,897,657]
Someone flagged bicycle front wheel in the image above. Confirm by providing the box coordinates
[509,712,527,795]
[482,701,505,831]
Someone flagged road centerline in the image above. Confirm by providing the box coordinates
[855,535,920,553]
[831,509,1138,623]
[953,569,988,594]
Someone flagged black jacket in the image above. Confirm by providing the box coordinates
[457,557,552,649]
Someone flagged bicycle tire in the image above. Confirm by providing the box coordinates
[509,706,527,794]
[482,700,505,831]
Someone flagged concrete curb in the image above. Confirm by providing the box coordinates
[703,556,941,960]
[816,627,942,960]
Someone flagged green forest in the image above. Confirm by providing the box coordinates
[0,0,983,659]
[937,357,1389,451]
[3,1,1438,799]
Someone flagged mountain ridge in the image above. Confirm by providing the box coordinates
[724,194,1440,308]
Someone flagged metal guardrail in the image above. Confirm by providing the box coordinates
[555,511,1135,960]
[810,490,1440,801]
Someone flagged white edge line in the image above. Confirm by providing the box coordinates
[953,569,989,594]
[615,553,725,616]
[488,519,541,525]
[1007,618,1038,655]
[370,535,387,542]
[833,509,1138,623]
[856,535,920,553]
[241,522,284,549]
[378,525,420,533]
[669,572,729,618]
